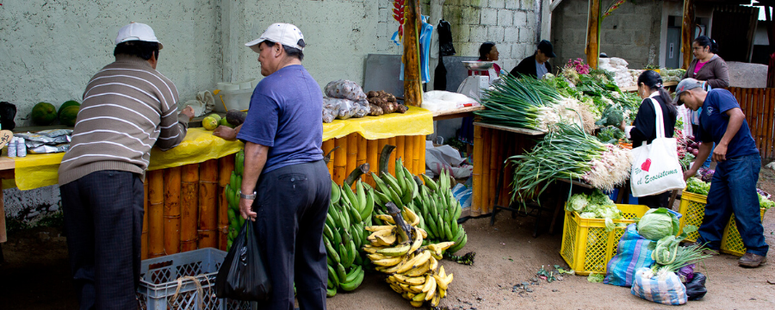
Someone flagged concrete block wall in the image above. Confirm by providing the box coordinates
[443,0,541,74]
[551,0,663,71]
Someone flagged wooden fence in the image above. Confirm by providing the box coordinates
[729,87,775,159]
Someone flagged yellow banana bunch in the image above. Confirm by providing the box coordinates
[363,206,454,308]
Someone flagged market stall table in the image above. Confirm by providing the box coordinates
[0,106,434,260]
[431,105,484,121]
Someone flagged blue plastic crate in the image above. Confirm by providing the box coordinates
[136,248,253,310]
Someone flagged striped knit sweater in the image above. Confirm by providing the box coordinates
[58,55,189,185]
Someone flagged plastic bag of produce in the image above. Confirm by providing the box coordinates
[353,99,370,118]
[631,267,687,305]
[323,97,357,120]
[684,272,707,301]
[324,79,367,101]
[604,224,656,287]
[215,221,272,301]
[322,97,341,123]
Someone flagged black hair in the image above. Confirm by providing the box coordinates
[478,42,496,61]
[693,35,719,54]
[637,70,676,115]
[114,41,160,61]
[263,40,305,61]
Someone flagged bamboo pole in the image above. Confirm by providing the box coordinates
[498,133,510,208]
[488,131,502,214]
[388,137,397,174]
[471,125,484,217]
[346,134,358,185]
[148,169,165,258]
[403,0,423,107]
[323,139,335,177]
[405,135,415,175]
[217,155,235,251]
[142,180,149,259]
[333,138,347,185]
[586,0,601,69]
[198,159,219,249]
[180,164,199,252]
[366,139,379,187]
[163,166,182,255]
[681,0,694,69]
[396,136,406,173]
[356,134,367,182]
[414,135,424,175]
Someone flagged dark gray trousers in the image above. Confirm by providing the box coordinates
[253,160,330,310]
[61,170,144,310]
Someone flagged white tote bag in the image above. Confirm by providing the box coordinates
[630,98,686,197]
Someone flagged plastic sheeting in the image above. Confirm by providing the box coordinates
[322,106,433,141]
[9,128,244,191]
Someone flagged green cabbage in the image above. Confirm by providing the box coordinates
[759,193,774,210]
[567,194,588,212]
[637,208,680,241]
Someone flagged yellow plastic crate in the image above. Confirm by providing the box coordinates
[560,204,650,276]
[679,190,767,256]
[677,191,707,243]
[720,208,767,256]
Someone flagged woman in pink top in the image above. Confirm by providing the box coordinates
[681,35,729,89]
[468,42,501,77]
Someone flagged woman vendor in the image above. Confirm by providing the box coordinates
[619,70,677,208]
[681,36,729,88]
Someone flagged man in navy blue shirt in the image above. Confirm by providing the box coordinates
[677,78,767,268]
[237,23,330,309]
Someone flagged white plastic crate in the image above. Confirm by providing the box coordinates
[136,248,254,310]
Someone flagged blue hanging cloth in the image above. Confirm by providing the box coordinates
[400,15,433,84]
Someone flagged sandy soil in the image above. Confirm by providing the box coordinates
[2,169,774,310]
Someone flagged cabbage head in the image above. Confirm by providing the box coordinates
[567,194,588,212]
[637,208,680,241]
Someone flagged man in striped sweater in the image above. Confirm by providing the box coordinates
[58,22,194,309]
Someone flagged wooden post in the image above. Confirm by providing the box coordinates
[218,155,235,251]
[356,134,368,182]
[323,139,335,177]
[586,0,601,69]
[396,136,406,174]
[471,125,484,217]
[148,170,165,258]
[346,134,358,183]
[403,0,423,107]
[414,135,424,175]
[419,135,426,175]
[681,0,695,69]
[405,135,415,175]
[180,164,199,252]
[366,139,379,187]
[198,159,219,249]
[142,180,149,259]
[333,138,347,185]
[163,166,182,255]
[488,131,502,214]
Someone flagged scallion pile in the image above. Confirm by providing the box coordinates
[507,123,632,203]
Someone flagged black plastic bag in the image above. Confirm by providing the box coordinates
[215,221,271,301]
[0,102,17,130]
[685,272,707,301]
[437,20,455,56]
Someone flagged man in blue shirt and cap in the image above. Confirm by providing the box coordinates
[678,78,767,268]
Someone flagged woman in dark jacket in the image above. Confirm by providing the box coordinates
[620,70,677,208]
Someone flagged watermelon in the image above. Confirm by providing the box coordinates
[31,102,57,125]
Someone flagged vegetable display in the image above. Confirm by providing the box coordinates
[566,190,625,231]
[685,177,710,196]
[507,123,632,204]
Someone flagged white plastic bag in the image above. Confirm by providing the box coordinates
[425,141,472,179]
[631,268,687,306]
[630,98,686,197]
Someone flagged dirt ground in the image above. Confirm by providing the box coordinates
[2,169,775,310]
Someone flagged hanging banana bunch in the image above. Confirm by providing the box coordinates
[364,202,455,308]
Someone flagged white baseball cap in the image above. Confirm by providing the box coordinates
[115,22,164,49]
[245,23,305,53]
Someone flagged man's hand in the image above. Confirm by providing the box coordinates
[239,197,257,221]
[683,168,697,181]
[213,125,238,140]
[180,106,195,120]
[712,143,728,162]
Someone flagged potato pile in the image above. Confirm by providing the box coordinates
[367,90,407,116]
